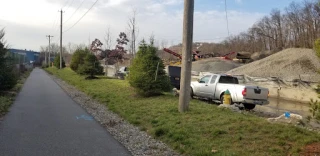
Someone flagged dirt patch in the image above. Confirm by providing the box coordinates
[192,58,241,73]
[300,143,320,155]
[227,48,320,82]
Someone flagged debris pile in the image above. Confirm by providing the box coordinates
[192,58,241,74]
[227,48,320,82]
[267,112,303,124]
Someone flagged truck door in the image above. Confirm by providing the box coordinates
[202,75,218,98]
[197,75,212,97]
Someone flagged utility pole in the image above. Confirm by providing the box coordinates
[44,46,47,65]
[179,0,194,112]
[60,10,63,69]
[46,35,53,66]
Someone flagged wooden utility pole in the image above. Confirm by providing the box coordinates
[179,0,194,112]
[46,35,53,66]
[60,10,63,69]
[45,45,47,65]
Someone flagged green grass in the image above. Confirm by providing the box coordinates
[0,70,32,116]
[46,67,320,156]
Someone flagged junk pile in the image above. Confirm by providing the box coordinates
[267,112,303,124]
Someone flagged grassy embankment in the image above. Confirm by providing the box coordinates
[46,67,320,156]
[0,70,32,117]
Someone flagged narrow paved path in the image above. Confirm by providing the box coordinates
[0,68,131,156]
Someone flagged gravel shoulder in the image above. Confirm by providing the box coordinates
[47,72,179,156]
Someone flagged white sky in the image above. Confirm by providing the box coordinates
[0,0,264,51]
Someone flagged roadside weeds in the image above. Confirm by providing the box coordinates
[0,70,32,119]
[47,70,179,156]
[45,67,320,156]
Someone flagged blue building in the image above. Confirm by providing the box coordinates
[8,49,40,64]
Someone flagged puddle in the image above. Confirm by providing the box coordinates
[256,97,310,117]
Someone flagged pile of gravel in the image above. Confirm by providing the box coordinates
[227,48,320,82]
[48,74,179,156]
[192,58,241,73]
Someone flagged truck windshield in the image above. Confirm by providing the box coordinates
[219,76,239,84]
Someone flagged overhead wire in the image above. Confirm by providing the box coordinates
[64,0,86,24]
[63,0,99,33]
[62,0,71,9]
[64,0,76,12]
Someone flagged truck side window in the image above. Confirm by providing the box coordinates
[219,76,239,84]
[200,75,211,84]
[210,75,217,84]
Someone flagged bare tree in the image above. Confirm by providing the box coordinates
[128,9,138,58]
[103,26,113,76]
[210,0,320,54]
[67,42,76,54]
[104,26,113,50]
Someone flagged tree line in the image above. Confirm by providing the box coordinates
[221,0,320,53]
[165,0,320,56]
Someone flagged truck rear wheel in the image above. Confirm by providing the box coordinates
[220,95,224,104]
[243,103,256,110]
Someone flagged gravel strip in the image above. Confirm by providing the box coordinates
[48,73,180,156]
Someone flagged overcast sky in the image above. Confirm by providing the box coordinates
[0,0,303,51]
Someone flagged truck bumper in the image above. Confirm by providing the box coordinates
[242,99,269,105]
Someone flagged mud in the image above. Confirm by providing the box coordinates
[256,97,310,117]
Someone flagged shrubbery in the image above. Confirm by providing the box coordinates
[128,40,171,96]
[53,55,66,69]
[315,38,320,58]
[0,30,17,91]
[70,48,89,72]
[310,39,320,121]
[77,53,103,79]
[41,61,49,68]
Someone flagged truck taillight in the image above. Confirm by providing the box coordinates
[242,88,247,96]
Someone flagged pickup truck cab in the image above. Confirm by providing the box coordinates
[191,74,269,110]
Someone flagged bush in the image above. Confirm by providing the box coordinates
[70,48,89,72]
[77,53,103,79]
[128,40,171,97]
[41,61,49,68]
[309,99,320,121]
[0,31,17,91]
[53,55,66,69]
[315,38,320,58]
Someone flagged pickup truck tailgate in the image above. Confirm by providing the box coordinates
[244,86,268,100]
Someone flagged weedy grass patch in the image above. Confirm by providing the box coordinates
[46,67,320,156]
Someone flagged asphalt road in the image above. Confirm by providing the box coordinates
[0,68,131,156]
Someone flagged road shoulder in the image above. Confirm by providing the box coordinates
[46,71,179,156]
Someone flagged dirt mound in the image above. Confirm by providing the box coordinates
[227,48,320,82]
[192,58,241,73]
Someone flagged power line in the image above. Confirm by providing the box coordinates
[224,0,230,37]
[52,13,59,30]
[65,0,76,12]
[64,0,86,24]
[64,0,99,33]
[62,0,71,9]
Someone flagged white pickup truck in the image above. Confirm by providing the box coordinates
[190,74,269,110]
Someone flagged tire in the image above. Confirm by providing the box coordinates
[243,103,256,110]
[220,94,224,104]
[190,88,194,99]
